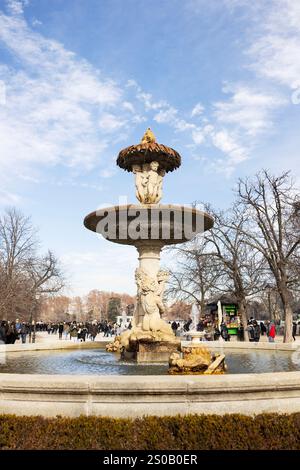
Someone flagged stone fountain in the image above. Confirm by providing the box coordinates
[84,129,214,362]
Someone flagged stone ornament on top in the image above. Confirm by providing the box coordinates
[117,128,181,206]
[120,128,177,205]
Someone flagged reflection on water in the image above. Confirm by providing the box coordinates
[0,348,299,375]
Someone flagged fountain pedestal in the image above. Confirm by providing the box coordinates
[136,340,180,363]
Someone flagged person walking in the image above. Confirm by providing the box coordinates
[220,322,230,341]
[63,322,70,340]
[292,321,297,341]
[214,326,221,341]
[267,320,276,343]
[252,320,261,342]
[58,322,64,340]
[70,323,78,342]
[171,321,178,335]
[80,325,88,342]
[20,322,28,344]
[6,322,17,344]
[90,322,98,341]
[260,321,267,336]
[0,321,7,344]
[237,323,244,341]
[246,320,255,342]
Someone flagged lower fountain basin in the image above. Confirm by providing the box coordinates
[1,348,300,375]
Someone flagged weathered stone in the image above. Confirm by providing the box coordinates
[106,336,122,353]
[168,346,225,375]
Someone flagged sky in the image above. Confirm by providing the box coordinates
[0,0,299,296]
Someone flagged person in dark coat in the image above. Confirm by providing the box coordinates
[5,322,18,344]
[183,319,192,332]
[197,320,205,332]
[252,320,261,342]
[214,326,221,341]
[58,322,64,340]
[260,321,267,336]
[0,321,7,344]
[237,323,244,341]
[89,323,98,341]
[292,321,297,341]
[171,321,178,334]
[220,322,230,341]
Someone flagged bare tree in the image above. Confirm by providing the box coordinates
[238,170,300,342]
[0,208,64,320]
[204,203,267,340]
[166,237,225,316]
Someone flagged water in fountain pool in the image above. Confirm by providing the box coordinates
[1,348,300,375]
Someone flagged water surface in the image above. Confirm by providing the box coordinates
[1,348,300,375]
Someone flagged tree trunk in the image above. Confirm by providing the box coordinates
[200,298,205,320]
[279,282,293,343]
[283,302,293,343]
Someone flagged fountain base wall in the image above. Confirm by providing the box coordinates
[1,372,300,417]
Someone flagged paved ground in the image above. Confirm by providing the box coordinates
[32,331,111,344]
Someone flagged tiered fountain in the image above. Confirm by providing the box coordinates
[84,129,214,362]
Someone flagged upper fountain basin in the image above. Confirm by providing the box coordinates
[84,204,214,246]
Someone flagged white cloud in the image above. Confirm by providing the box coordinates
[122,101,135,113]
[6,0,28,16]
[192,124,214,145]
[212,130,247,165]
[191,102,204,117]
[98,113,127,133]
[137,91,166,111]
[0,188,21,205]
[247,0,300,89]
[31,18,42,27]
[153,106,178,124]
[174,119,196,132]
[99,168,116,178]
[0,6,136,188]
[214,84,287,136]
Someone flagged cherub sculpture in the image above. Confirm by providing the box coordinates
[132,160,166,204]
[134,268,172,335]
[132,164,144,203]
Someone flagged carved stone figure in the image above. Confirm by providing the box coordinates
[156,169,165,203]
[132,164,143,203]
[136,268,173,335]
[168,347,226,375]
[157,270,169,298]
[141,128,156,145]
[132,160,166,204]
[147,161,160,203]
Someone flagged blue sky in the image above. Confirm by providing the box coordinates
[0,0,299,295]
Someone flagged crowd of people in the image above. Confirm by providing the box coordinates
[0,319,133,345]
[0,320,34,344]
[172,316,300,343]
[1,316,299,345]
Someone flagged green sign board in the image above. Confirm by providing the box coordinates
[224,304,237,316]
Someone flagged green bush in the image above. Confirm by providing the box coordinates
[0,413,299,450]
